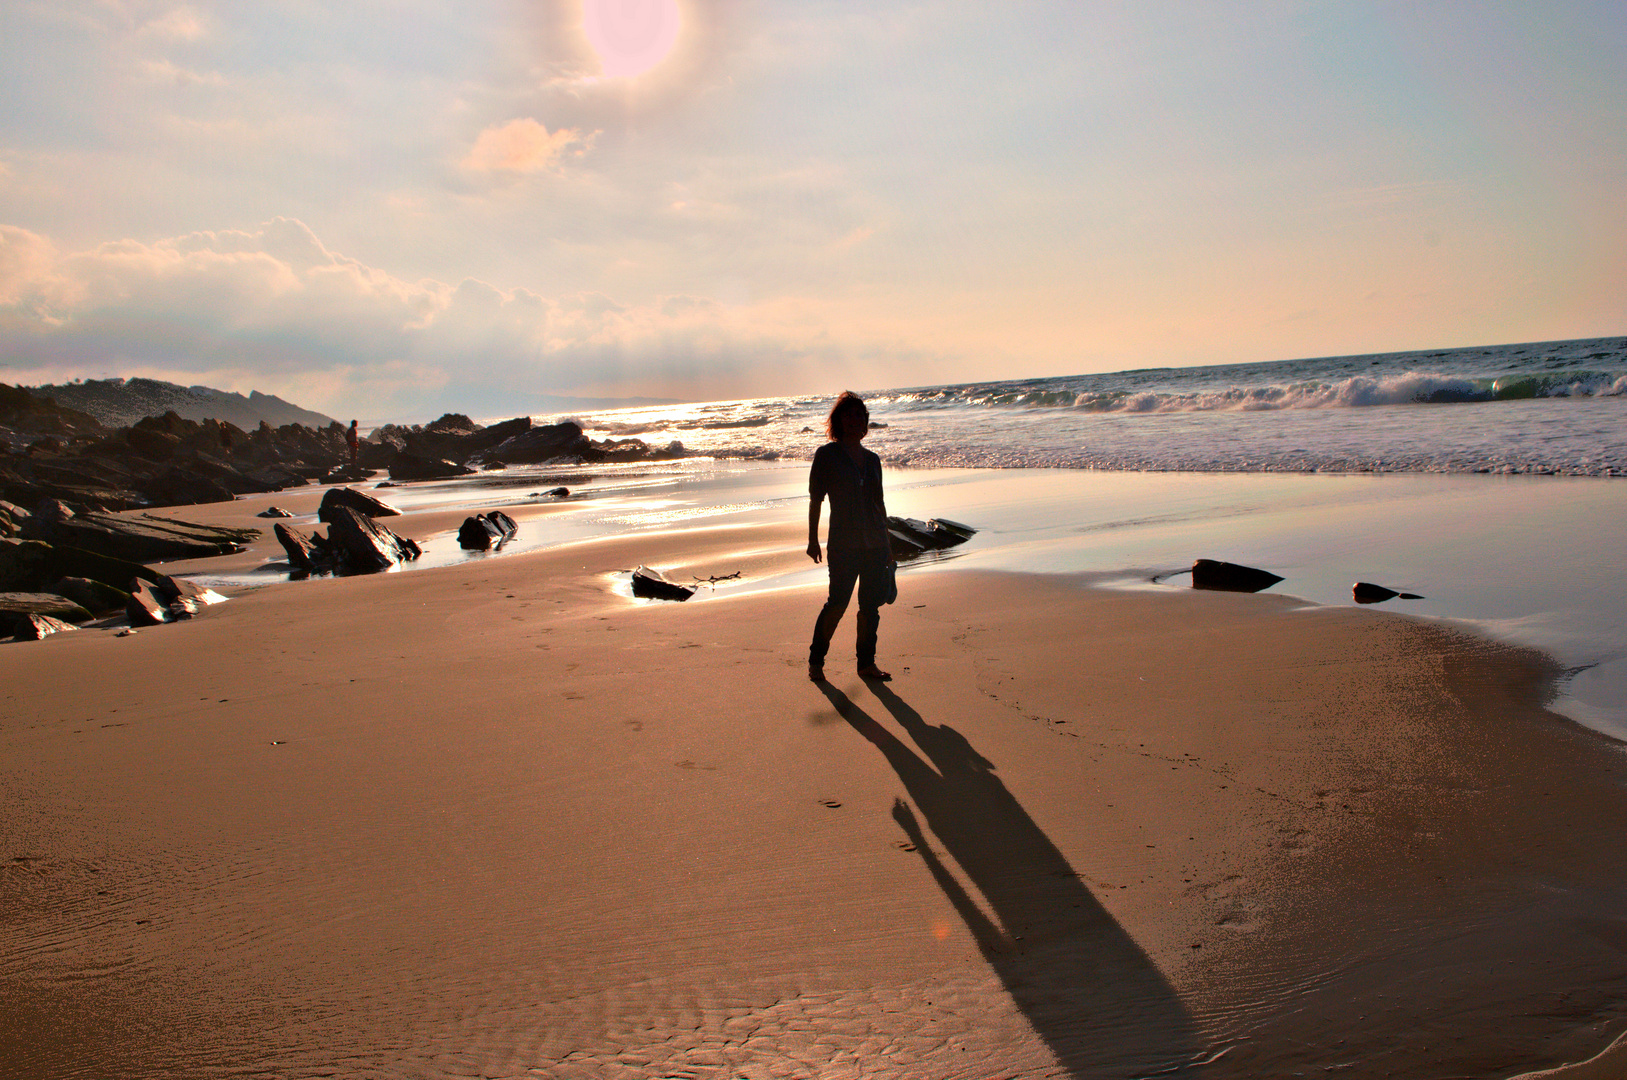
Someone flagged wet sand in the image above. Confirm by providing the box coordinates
[4,488,1627,1078]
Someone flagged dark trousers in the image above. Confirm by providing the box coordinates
[810,546,890,668]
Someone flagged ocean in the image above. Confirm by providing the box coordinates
[561,335,1627,475]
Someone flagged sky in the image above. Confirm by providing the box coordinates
[1,0,1623,422]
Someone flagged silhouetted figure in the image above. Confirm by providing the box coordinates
[806,392,895,682]
[346,419,359,471]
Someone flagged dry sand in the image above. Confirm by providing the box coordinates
[4,492,1627,1079]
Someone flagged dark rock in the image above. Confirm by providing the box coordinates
[41,511,257,562]
[1190,559,1283,593]
[318,486,402,522]
[258,506,296,518]
[0,537,163,593]
[631,565,695,601]
[886,516,977,559]
[534,487,570,498]
[125,423,182,461]
[489,422,594,465]
[156,574,224,607]
[387,453,476,482]
[1353,582,1424,604]
[14,613,79,641]
[20,498,75,541]
[274,523,321,572]
[50,576,131,614]
[140,467,236,506]
[0,591,93,633]
[458,511,518,551]
[325,505,421,573]
[126,579,172,626]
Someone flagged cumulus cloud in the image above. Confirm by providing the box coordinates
[462,119,591,173]
[0,218,856,419]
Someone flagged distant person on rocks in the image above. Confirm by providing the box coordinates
[806,391,896,683]
[346,420,359,471]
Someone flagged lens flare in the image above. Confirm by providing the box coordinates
[582,0,681,79]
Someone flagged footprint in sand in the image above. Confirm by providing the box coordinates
[818,799,842,809]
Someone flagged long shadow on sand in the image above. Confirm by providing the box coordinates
[820,681,1203,1078]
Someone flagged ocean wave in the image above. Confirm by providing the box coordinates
[891,370,1626,414]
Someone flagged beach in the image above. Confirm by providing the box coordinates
[5,467,1627,1079]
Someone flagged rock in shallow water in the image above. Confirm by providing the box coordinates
[325,505,421,573]
[1190,559,1284,593]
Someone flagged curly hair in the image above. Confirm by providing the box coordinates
[824,391,869,441]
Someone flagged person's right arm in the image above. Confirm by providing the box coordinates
[807,448,825,563]
[807,495,823,563]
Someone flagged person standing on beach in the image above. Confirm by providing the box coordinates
[346,420,359,471]
[807,391,896,682]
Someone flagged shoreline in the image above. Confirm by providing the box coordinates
[150,462,1627,740]
[6,479,1627,1077]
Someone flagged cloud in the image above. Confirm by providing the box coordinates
[462,118,591,173]
[0,218,873,419]
[137,57,226,87]
[138,7,209,42]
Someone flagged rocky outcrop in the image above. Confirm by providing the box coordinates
[0,537,162,593]
[0,592,94,633]
[21,503,257,562]
[1190,559,1283,593]
[274,523,321,573]
[125,575,228,627]
[387,454,477,482]
[50,576,130,614]
[318,486,402,522]
[3,387,361,512]
[458,511,518,551]
[324,506,422,573]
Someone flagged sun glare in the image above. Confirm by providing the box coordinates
[582,0,681,79]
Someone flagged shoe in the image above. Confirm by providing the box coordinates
[858,665,892,682]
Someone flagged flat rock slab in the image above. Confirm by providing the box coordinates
[0,537,163,593]
[0,592,93,635]
[46,512,258,562]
